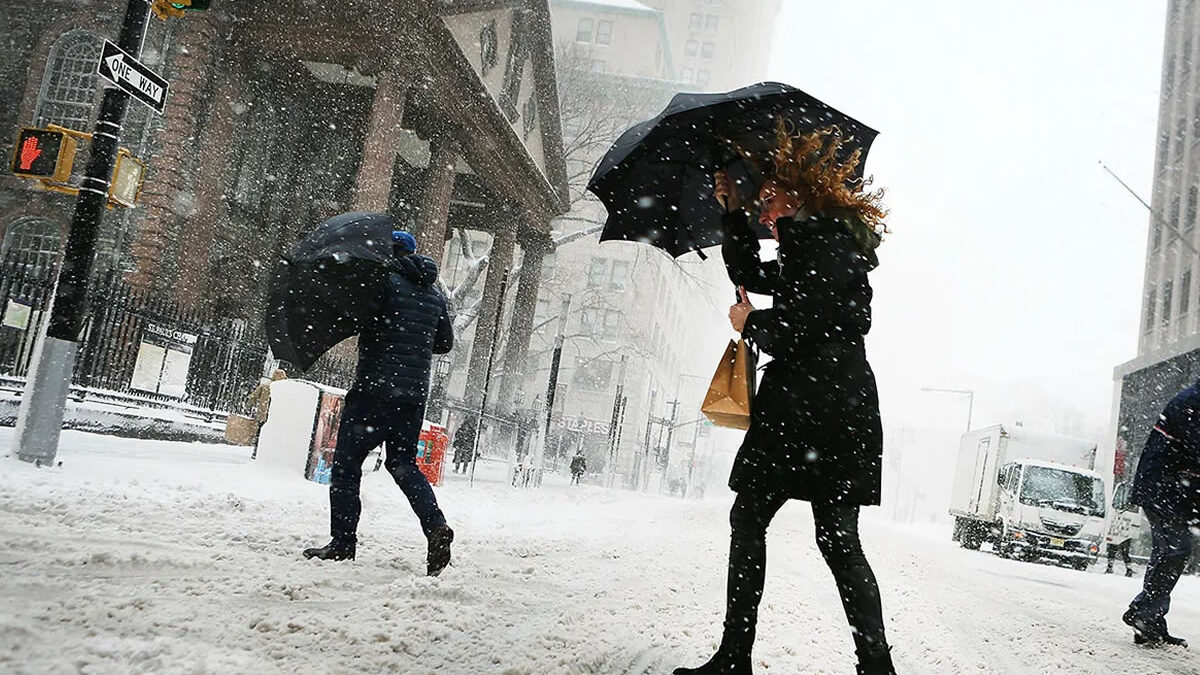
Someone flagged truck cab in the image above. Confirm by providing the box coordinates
[993,459,1106,569]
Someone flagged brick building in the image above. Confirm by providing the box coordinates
[0,1,569,418]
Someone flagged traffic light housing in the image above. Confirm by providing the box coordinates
[10,127,77,183]
[152,0,210,19]
[108,149,146,208]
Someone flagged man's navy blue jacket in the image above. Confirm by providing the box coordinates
[353,253,453,402]
[1131,380,1200,515]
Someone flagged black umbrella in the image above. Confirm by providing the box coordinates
[587,82,878,258]
[266,211,397,372]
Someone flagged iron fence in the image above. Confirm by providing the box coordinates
[0,259,358,418]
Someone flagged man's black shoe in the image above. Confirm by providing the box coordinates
[303,541,356,561]
[427,525,454,576]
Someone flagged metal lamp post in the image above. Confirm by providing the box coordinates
[429,355,452,426]
[921,387,974,432]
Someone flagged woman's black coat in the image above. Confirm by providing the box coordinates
[722,209,883,505]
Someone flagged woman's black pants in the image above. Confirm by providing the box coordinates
[719,491,889,659]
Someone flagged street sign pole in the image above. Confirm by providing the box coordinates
[14,0,152,464]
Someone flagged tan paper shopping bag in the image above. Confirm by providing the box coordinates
[701,339,757,430]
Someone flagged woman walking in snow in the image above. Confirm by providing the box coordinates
[675,121,895,675]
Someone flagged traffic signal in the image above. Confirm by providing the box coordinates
[151,0,210,20]
[10,127,77,183]
[171,0,212,9]
[108,150,146,208]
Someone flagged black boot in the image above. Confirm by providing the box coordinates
[856,648,896,675]
[427,524,454,576]
[303,540,355,561]
[1118,605,1156,638]
[1156,618,1188,647]
[672,651,752,675]
[1125,567,1135,578]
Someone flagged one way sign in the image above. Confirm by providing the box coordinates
[96,40,169,115]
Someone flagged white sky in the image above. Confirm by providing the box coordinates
[765,0,1169,440]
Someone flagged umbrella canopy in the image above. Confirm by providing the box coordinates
[587,82,878,257]
[266,211,397,372]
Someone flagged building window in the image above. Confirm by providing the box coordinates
[480,20,499,75]
[685,40,699,57]
[576,18,594,43]
[681,67,694,82]
[1153,223,1162,252]
[1171,194,1182,229]
[591,59,607,73]
[35,31,103,131]
[689,13,702,30]
[705,15,720,31]
[1165,56,1177,102]
[595,20,613,45]
[609,259,630,290]
[603,309,621,335]
[1146,284,1157,333]
[1188,186,1198,234]
[232,103,279,208]
[696,69,710,86]
[1183,269,1192,315]
[2,218,62,268]
[587,258,608,286]
[701,42,716,58]
[573,358,614,390]
[1185,39,1194,90]
[522,94,538,139]
[1163,280,1174,328]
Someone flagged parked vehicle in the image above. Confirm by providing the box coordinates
[949,425,1105,570]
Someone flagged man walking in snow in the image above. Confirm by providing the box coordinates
[570,451,586,485]
[304,230,456,576]
[1122,380,1200,646]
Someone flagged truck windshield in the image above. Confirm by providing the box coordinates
[1019,466,1105,517]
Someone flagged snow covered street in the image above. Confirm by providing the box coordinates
[1,431,1198,675]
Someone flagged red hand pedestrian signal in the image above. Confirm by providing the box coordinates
[10,127,73,180]
[18,135,42,171]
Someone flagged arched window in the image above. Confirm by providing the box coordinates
[232,102,280,209]
[35,32,103,132]
[2,218,63,269]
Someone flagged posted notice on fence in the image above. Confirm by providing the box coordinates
[130,323,197,398]
[2,299,32,330]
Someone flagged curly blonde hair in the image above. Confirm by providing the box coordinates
[750,119,889,251]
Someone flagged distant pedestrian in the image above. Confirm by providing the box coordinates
[676,122,894,675]
[1106,536,1135,577]
[1122,381,1200,647]
[453,417,477,474]
[570,451,587,485]
[303,230,456,576]
[247,369,287,456]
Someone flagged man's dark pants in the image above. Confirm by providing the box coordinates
[328,390,446,545]
[1130,506,1194,623]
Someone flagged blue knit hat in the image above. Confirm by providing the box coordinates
[392,230,417,254]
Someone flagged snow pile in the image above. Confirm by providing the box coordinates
[0,430,1198,674]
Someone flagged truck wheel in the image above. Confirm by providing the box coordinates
[1072,559,1091,572]
[961,523,982,550]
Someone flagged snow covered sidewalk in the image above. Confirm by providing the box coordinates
[1,430,1198,674]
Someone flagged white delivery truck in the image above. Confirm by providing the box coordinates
[949,424,1106,570]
